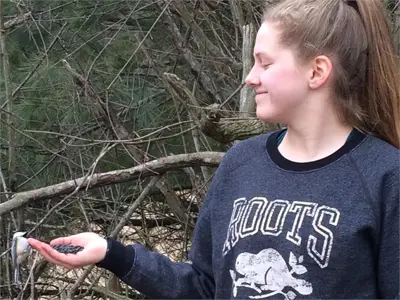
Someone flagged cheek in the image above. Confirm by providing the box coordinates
[260,66,305,97]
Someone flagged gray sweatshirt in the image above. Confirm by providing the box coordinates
[97,129,399,299]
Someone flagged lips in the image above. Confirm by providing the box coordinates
[255,92,268,104]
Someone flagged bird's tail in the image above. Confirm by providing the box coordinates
[14,266,20,286]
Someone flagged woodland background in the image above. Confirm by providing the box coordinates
[0,0,399,299]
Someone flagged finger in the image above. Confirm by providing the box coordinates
[27,238,45,249]
[29,238,83,269]
[50,233,88,246]
[40,242,83,267]
[40,252,72,270]
[28,238,53,252]
[33,243,73,270]
[30,238,84,267]
[49,236,73,246]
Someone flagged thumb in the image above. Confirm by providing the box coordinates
[50,236,74,246]
[50,233,90,246]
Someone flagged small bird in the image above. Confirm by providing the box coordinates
[11,231,32,286]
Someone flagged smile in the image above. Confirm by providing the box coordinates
[256,92,268,98]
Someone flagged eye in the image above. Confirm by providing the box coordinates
[261,63,271,69]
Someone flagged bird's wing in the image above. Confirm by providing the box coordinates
[11,238,17,268]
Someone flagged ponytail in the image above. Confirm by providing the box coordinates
[356,0,400,148]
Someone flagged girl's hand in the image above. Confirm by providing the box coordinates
[28,232,108,270]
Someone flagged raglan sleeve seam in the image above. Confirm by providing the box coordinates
[120,244,137,281]
[346,155,380,229]
[348,151,400,298]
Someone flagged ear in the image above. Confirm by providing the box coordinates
[308,55,333,90]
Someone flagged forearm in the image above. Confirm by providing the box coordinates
[96,238,214,299]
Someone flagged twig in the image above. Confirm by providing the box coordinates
[11,23,67,98]
[106,0,172,90]
[67,176,161,297]
[23,120,194,144]
[62,54,198,242]
[26,144,118,236]
[62,59,145,162]
[3,12,33,30]
[0,117,82,169]
[86,4,139,79]
[169,0,230,62]
[219,82,246,108]
[17,250,39,300]
[160,3,222,103]
[26,124,197,148]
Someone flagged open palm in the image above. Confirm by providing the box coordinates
[28,232,107,270]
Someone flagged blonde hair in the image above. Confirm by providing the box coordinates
[263,0,400,148]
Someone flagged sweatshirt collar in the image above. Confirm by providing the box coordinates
[267,128,366,172]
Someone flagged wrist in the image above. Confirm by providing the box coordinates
[99,236,111,261]
[95,237,136,279]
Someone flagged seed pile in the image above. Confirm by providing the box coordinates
[51,244,84,254]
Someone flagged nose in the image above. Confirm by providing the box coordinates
[245,66,260,87]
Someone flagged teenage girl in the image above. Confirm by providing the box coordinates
[29,0,399,298]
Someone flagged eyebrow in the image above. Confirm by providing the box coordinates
[253,51,273,60]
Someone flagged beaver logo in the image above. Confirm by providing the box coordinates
[230,249,313,299]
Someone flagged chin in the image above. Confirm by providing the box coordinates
[256,109,283,124]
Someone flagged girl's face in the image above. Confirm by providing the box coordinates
[245,22,311,124]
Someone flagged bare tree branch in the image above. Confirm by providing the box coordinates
[169,0,237,67]
[163,72,202,125]
[61,59,146,162]
[61,61,192,227]
[92,215,193,228]
[62,54,198,250]
[11,23,68,98]
[160,4,223,104]
[0,152,224,216]
[162,73,278,143]
[200,104,279,143]
[4,12,34,30]
[133,30,211,183]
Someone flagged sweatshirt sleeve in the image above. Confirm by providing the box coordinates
[377,170,399,299]
[96,173,219,299]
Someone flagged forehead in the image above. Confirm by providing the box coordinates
[253,22,282,57]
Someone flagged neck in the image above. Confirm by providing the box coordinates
[278,97,353,163]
